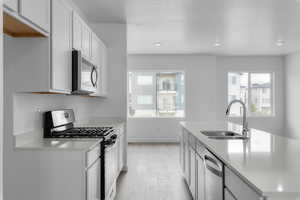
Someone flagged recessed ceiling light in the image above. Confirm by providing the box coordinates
[154,42,161,47]
[276,40,284,46]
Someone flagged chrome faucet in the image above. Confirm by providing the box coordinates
[226,100,249,137]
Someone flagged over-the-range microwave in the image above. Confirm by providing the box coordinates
[72,50,99,95]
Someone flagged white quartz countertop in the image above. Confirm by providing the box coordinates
[14,117,125,151]
[180,121,300,200]
[15,137,102,151]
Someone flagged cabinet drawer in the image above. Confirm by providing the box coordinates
[86,144,101,167]
[225,167,262,200]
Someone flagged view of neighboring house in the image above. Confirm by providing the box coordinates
[128,72,185,117]
[228,72,272,116]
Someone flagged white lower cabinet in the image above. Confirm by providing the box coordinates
[118,131,124,173]
[189,147,196,199]
[224,167,263,200]
[86,158,101,200]
[180,128,264,200]
[184,133,190,183]
[196,153,205,200]
[180,129,205,200]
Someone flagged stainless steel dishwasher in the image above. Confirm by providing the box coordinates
[204,149,224,200]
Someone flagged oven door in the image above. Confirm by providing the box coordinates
[72,50,97,94]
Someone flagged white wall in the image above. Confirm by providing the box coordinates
[127,54,285,142]
[285,52,300,138]
[127,54,218,142]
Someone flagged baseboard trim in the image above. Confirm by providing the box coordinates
[128,138,179,143]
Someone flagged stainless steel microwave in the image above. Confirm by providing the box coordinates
[72,50,98,94]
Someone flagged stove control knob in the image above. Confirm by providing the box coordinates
[110,134,117,140]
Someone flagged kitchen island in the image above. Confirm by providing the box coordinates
[180,121,300,200]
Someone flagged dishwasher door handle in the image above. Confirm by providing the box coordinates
[204,155,223,177]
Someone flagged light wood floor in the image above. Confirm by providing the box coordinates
[115,144,192,200]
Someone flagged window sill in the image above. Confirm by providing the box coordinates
[228,115,276,118]
[127,116,186,119]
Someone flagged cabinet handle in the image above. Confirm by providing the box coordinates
[204,155,223,177]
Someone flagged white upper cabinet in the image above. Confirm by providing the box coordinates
[72,12,83,51]
[91,32,100,66]
[82,24,91,59]
[72,12,92,59]
[90,37,108,97]
[4,0,18,12]
[19,0,50,32]
[51,0,72,92]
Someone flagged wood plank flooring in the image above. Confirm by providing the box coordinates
[115,144,192,200]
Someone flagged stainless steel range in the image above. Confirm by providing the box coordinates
[43,109,118,200]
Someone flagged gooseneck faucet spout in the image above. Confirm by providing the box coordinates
[226,100,249,137]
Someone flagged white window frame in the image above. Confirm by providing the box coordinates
[127,69,186,119]
[227,71,275,118]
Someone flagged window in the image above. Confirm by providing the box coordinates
[137,75,153,85]
[231,76,237,85]
[128,71,185,118]
[228,72,273,117]
[137,95,153,105]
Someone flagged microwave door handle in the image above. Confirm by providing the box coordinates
[91,66,97,87]
[94,67,98,87]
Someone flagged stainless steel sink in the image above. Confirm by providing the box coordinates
[200,131,249,140]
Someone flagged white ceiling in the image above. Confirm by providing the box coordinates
[73,0,300,55]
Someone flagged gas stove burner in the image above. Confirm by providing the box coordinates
[52,127,114,138]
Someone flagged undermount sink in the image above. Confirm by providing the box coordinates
[200,130,249,140]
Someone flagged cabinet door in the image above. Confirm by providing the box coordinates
[51,0,72,92]
[91,33,100,66]
[184,133,190,183]
[225,167,262,200]
[4,0,18,12]
[118,133,124,173]
[82,24,91,59]
[189,148,196,199]
[180,131,185,171]
[86,158,101,200]
[19,0,50,32]
[100,42,108,96]
[196,154,205,200]
[72,11,82,51]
